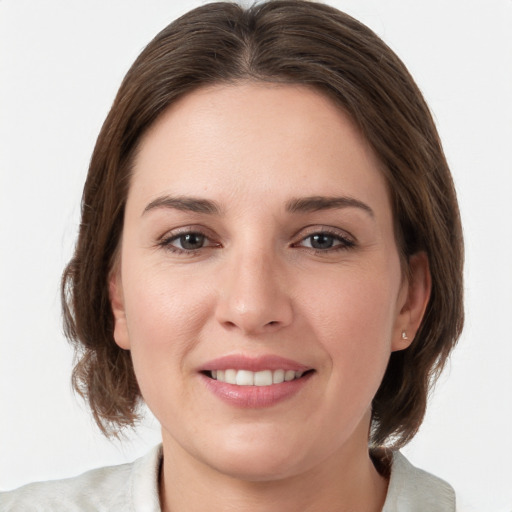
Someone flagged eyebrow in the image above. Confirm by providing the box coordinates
[142,194,374,218]
[143,195,221,216]
[285,196,374,217]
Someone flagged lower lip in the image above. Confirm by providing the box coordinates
[200,372,313,408]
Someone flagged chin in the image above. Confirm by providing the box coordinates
[195,427,318,482]
[209,451,306,483]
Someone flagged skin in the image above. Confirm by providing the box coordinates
[110,83,430,512]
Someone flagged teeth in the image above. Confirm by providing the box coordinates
[284,370,296,382]
[272,369,284,384]
[254,370,272,386]
[225,369,237,384]
[236,370,254,386]
[211,369,306,386]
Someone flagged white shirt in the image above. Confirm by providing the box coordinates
[1,445,457,511]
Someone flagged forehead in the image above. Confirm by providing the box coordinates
[129,82,389,215]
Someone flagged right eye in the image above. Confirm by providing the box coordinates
[170,232,206,250]
[159,230,220,254]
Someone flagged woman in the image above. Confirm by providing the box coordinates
[1,1,464,510]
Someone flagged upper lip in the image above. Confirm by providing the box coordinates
[200,354,311,372]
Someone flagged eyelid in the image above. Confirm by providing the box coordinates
[292,225,356,251]
[292,225,355,242]
[156,225,221,252]
[157,224,215,240]
[155,224,355,253]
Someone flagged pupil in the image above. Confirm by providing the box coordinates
[181,233,204,250]
[311,234,333,249]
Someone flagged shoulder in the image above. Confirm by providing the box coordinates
[383,451,456,512]
[0,444,162,512]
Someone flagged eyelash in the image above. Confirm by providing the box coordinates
[293,229,355,253]
[157,227,356,256]
[157,229,219,256]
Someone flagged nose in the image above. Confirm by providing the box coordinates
[215,248,293,335]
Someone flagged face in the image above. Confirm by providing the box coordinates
[111,83,428,481]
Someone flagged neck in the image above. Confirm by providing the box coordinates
[159,429,388,512]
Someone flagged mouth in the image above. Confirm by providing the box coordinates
[203,368,314,386]
[199,355,315,407]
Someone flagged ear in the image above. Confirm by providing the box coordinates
[392,252,431,352]
[109,268,131,350]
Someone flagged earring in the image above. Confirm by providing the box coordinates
[401,331,409,340]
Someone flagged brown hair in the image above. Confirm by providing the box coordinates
[62,0,463,447]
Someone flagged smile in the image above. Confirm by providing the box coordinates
[208,369,305,386]
[200,355,314,407]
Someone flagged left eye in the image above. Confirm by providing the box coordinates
[298,232,353,250]
[165,232,209,251]
[175,233,205,250]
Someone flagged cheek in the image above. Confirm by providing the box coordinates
[121,260,215,374]
[126,258,202,328]
[300,264,399,388]
[119,261,220,422]
[303,265,399,343]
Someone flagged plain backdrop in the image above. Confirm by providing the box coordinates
[1,0,511,510]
